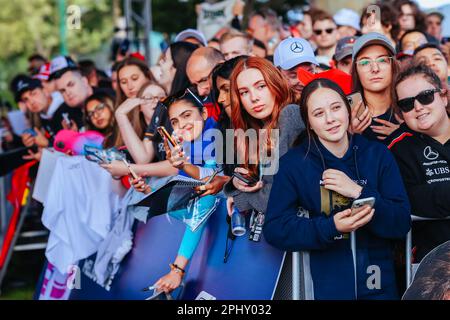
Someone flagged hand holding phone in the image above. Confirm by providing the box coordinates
[157,126,178,147]
[232,171,259,187]
[122,158,139,180]
[347,92,366,119]
[351,197,375,216]
[23,128,37,137]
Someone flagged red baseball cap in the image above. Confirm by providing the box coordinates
[33,63,51,81]
[130,52,146,61]
[297,68,352,95]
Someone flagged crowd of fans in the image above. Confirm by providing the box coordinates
[1,0,449,300]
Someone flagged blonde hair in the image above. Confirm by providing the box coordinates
[219,29,254,48]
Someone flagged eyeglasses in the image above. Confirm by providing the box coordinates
[397,89,442,113]
[87,103,107,119]
[141,95,165,103]
[313,28,335,35]
[356,56,393,71]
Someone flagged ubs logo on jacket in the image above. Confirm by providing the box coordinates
[422,146,450,183]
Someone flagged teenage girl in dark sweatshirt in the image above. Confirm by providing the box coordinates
[264,78,411,300]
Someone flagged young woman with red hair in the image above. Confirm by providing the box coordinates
[223,56,305,223]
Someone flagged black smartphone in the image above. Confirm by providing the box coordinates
[232,172,259,187]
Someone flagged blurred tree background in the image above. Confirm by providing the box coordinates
[0,0,308,106]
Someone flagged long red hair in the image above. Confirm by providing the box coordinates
[229,56,292,175]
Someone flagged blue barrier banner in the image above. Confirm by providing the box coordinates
[64,200,285,300]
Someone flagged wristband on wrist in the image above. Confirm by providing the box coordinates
[169,263,185,276]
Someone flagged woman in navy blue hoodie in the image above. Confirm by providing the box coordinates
[264,78,411,300]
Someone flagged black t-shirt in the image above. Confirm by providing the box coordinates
[363,108,399,143]
[42,103,84,138]
[389,126,450,261]
[41,87,115,140]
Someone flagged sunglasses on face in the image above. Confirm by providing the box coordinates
[313,28,335,35]
[397,89,442,113]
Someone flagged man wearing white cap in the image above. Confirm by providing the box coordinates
[333,8,361,39]
[273,37,318,102]
[174,28,207,47]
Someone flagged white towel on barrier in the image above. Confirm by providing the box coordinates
[42,156,121,274]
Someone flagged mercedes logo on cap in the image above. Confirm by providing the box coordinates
[290,41,304,53]
[423,146,439,161]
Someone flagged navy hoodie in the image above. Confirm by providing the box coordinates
[264,134,411,300]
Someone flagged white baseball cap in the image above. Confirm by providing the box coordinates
[273,38,318,70]
[174,29,207,46]
[333,8,361,32]
[49,56,78,80]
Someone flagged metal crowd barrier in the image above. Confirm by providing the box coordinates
[406,215,450,288]
[290,214,450,300]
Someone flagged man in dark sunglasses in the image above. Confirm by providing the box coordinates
[312,11,338,64]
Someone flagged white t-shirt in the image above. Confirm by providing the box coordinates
[42,156,121,274]
[40,92,64,120]
[197,0,235,40]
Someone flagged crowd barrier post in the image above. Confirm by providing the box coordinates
[292,252,300,300]
[405,215,450,288]
[0,176,5,235]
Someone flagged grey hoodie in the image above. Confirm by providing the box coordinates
[223,104,305,213]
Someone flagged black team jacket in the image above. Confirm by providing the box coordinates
[388,124,450,261]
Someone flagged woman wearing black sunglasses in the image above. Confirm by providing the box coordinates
[389,63,450,262]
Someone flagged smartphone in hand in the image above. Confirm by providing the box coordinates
[347,92,366,119]
[351,197,375,216]
[157,126,178,147]
[232,171,259,187]
[122,158,139,180]
[23,128,37,137]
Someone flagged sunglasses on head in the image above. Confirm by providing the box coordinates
[313,28,335,35]
[163,87,204,109]
[397,89,442,113]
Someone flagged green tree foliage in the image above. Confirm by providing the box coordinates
[0,0,113,60]
[0,0,113,105]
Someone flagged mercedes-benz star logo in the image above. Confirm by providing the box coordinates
[423,146,439,160]
[290,41,304,53]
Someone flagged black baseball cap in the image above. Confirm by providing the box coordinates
[13,77,42,102]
